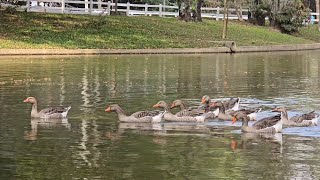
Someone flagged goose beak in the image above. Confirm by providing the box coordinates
[170,103,175,109]
[201,98,206,104]
[231,116,237,124]
[105,107,111,112]
[271,108,277,112]
[153,104,159,108]
[23,98,28,103]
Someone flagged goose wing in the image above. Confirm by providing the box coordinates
[40,106,71,115]
[224,97,239,110]
[290,111,319,123]
[131,110,160,118]
[252,114,281,130]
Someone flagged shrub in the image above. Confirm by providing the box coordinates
[274,0,309,33]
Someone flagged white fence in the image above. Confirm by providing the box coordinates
[3,1,249,20]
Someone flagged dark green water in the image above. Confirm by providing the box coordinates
[0,51,320,179]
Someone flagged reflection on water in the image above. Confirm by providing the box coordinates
[0,51,320,179]
[24,118,71,141]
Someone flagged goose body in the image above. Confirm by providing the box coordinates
[201,95,240,113]
[231,108,283,133]
[23,97,71,119]
[105,104,165,123]
[153,101,218,122]
[279,109,319,127]
[171,99,205,117]
[210,101,260,121]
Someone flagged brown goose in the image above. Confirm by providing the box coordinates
[153,101,218,123]
[210,101,259,121]
[274,107,318,127]
[105,104,165,123]
[171,99,205,117]
[23,97,71,119]
[201,95,240,112]
[231,108,283,133]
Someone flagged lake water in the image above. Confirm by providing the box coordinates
[0,51,320,179]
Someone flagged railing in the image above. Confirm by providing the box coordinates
[2,0,249,20]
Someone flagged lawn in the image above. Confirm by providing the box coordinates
[0,11,317,49]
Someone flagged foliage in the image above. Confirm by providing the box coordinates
[274,0,309,33]
[4,5,17,14]
[252,3,271,26]
[0,11,314,49]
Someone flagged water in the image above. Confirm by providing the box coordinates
[0,51,320,179]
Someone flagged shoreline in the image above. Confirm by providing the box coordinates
[1,43,320,56]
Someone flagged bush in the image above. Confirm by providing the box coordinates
[274,1,309,33]
[252,4,271,26]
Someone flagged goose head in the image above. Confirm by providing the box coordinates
[23,97,37,104]
[271,107,287,113]
[201,95,210,104]
[153,101,168,109]
[105,104,123,113]
[171,99,182,109]
[231,111,249,124]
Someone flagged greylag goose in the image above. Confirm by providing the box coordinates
[210,101,260,121]
[153,101,218,122]
[272,107,318,127]
[290,111,319,125]
[171,99,205,117]
[23,97,71,119]
[105,104,165,123]
[231,108,283,133]
[201,95,240,112]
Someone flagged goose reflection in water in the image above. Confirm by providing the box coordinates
[24,118,71,141]
[230,133,283,153]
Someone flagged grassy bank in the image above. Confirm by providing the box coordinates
[0,11,318,49]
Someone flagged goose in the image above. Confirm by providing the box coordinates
[231,107,283,133]
[153,101,218,123]
[274,107,318,127]
[290,111,319,126]
[23,97,71,119]
[210,101,260,121]
[105,104,165,123]
[170,99,205,117]
[201,95,240,112]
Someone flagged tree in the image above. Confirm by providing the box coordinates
[196,0,203,21]
[234,0,243,21]
[222,0,228,39]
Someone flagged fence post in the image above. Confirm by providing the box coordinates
[27,0,30,12]
[144,3,148,16]
[98,0,101,9]
[61,0,65,14]
[126,2,130,16]
[159,4,162,17]
[216,7,220,21]
[107,1,111,15]
[90,0,93,15]
[85,0,88,12]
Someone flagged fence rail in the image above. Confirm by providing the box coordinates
[1,1,250,20]
[2,1,320,23]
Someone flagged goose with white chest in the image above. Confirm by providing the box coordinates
[23,97,71,119]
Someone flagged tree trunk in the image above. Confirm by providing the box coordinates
[317,0,320,31]
[222,0,227,39]
[196,0,203,22]
[235,0,243,21]
[177,0,182,18]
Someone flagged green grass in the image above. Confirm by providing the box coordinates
[0,11,317,49]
